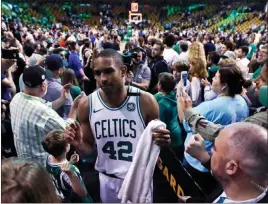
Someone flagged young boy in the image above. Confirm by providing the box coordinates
[42,130,93,203]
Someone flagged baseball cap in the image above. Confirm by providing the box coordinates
[45,54,63,71]
[23,65,46,88]
[222,51,236,60]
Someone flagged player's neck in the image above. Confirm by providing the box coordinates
[101,86,127,108]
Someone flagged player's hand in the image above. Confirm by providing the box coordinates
[185,134,210,164]
[70,151,80,164]
[64,121,83,149]
[60,162,74,176]
[152,127,170,147]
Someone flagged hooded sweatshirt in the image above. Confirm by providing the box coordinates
[154,91,182,147]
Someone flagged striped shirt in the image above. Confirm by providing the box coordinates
[10,92,68,167]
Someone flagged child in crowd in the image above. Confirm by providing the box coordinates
[61,69,82,100]
[42,130,93,203]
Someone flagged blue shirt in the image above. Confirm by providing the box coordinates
[1,72,11,101]
[184,95,249,172]
[68,51,84,79]
[43,78,73,119]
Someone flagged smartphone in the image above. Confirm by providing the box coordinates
[2,49,19,59]
[181,71,188,87]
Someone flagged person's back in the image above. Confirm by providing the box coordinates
[154,73,182,148]
[46,158,91,203]
[184,93,249,172]
[42,130,92,203]
[156,91,182,148]
[43,55,73,119]
[163,48,180,67]
[10,92,65,166]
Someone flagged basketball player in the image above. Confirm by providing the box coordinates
[64,49,170,202]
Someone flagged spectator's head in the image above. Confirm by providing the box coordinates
[23,43,35,57]
[152,41,165,58]
[67,41,78,51]
[257,44,268,65]
[211,123,268,190]
[214,36,220,44]
[254,59,268,96]
[237,46,249,59]
[188,41,206,62]
[163,34,176,48]
[248,35,255,44]
[180,41,188,53]
[157,73,176,94]
[42,130,70,158]
[212,59,245,97]
[138,36,145,47]
[207,51,220,66]
[248,59,260,73]
[125,42,134,51]
[44,54,63,79]
[61,68,79,86]
[23,65,48,98]
[84,40,91,48]
[94,49,126,94]
[148,37,157,47]
[220,41,234,55]
[172,61,190,82]
[1,158,59,203]
[189,57,208,79]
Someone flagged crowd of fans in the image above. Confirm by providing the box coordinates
[1,2,268,203]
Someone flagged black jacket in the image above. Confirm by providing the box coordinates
[148,56,169,94]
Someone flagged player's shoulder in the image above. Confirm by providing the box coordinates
[139,90,158,106]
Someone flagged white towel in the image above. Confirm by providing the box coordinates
[118,120,166,203]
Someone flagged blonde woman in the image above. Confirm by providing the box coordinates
[188,42,208,106]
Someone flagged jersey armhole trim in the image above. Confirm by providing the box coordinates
[89,94,93,120]
[136,89,146,128]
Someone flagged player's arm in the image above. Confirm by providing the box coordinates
[65,96,95,156]
[140,91,170,146]
[77,97,95,155]
[140,91,159,124]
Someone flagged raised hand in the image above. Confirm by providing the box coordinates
[64,121,83,149]
[185,134,210,163]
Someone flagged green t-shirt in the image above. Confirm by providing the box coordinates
[70,85,82,100]
[46,156,93,203]
[247,43,257,60]
[252,65,262,80]
[173,44,180,55]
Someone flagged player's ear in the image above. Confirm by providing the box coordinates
[121,65,127,77]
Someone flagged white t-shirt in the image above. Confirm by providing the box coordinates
[163,48,180,67]
[213,188,268,203]
[236,57,250,79]
[236,58,250,79]
[176,51,189,62]
[191,77,202,106]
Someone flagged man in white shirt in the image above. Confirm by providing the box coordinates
[177,41,189,62]
[163,34,180,67]
[236,46,250,79]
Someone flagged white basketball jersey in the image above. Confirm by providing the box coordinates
[89,86,146,179]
